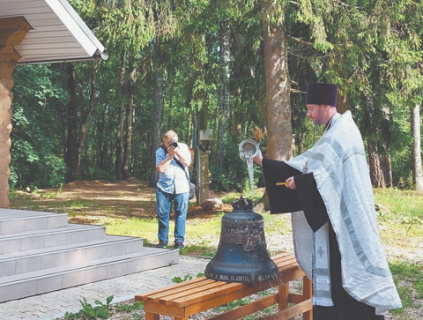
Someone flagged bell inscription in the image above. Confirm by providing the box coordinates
[220,219,265,252]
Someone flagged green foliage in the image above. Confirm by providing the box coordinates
[390,262,423,313]
[8,0,423,193]
[374,188,423,221]
[200,249,217,259]
[64,296,113,319]
[182,243,215,256]
[68,200,85,209]
[209,163,244,192]
[226,298,249,310]
[105,217,158,241]
[172,272,204,283]
[115,301,143,313]
[220,192,241,203]
[172,274,194,283]
[11,65,68,189]
[209,139,264,192]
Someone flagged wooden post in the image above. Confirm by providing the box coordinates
[199,151,210,202]
[0,53,15,207]
[0,17,32,207]
[144,313,160,320]
[303,276,313,320]
[278,282,289,311]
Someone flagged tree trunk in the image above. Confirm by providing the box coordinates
[77,61,97,180]
[380,106,392,187]
[122,54,136,180]
[297,132,306,155]
[411,104,423,192]
[217,24,231,171]
[381,152,392,187]
[97,110,108,173]
[65,63,79,182]
[115,50,126,180]
[259,18,292,211]
[115,102,125,180]
[167,75,175,130]
[122,94,134,180]
[148,68,165,187]
[263,20,292,161]
[363,94,385,188]
[197,82,208,130]
[367,143,385,188]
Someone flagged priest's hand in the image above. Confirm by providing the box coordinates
[253,150,263,166]
[285,176,296,189]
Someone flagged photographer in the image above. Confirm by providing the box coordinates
[155,130,191,249]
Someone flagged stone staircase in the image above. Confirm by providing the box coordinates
[0,208,179,303]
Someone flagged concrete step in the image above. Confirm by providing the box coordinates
[0,247,179,302]
[0,208,180,303]
[0,209,68,235]
[0,236,145,276]
[0,224,106,254]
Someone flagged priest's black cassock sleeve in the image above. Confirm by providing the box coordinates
[262,158,384,320]
[262,159,302,214]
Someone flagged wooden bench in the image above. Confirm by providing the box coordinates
[135,253,313,320]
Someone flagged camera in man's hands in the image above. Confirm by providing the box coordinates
[169,138,178,148]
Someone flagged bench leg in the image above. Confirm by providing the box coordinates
[145,311,188,320]
[145,312,160,320]
[278,282,289,311]
[302,276,313,320]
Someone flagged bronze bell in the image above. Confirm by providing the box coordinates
[204,196,278,283]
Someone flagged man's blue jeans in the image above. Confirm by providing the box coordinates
[156,188,189,245]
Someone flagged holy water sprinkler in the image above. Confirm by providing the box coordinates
[239,139,259,161]
[238,127,264,191]
[239,138,259,191]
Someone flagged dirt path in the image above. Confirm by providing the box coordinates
[11,178,234,222]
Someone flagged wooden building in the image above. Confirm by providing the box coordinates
[0,0,106,207]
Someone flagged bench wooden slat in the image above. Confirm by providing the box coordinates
[159,281,228,305]
[145,279,217,303]
[184,280,283,316]
[275,257,297,266]
[260,298,312,320]
[272,255,299,273]
[144,302,186,319]
[208,293,278,320]
[135,276,209,301]
[272,254,297,265]
[276,260,299,271]
[173,277,286,309]
[280,268,306,283]
[173,281,245,308]
[272,253,296,262]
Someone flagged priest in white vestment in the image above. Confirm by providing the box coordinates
[254,83,401,320]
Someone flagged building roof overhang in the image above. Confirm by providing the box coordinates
[0,0,106,65]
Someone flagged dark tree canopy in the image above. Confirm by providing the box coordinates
[10,0,423,191]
